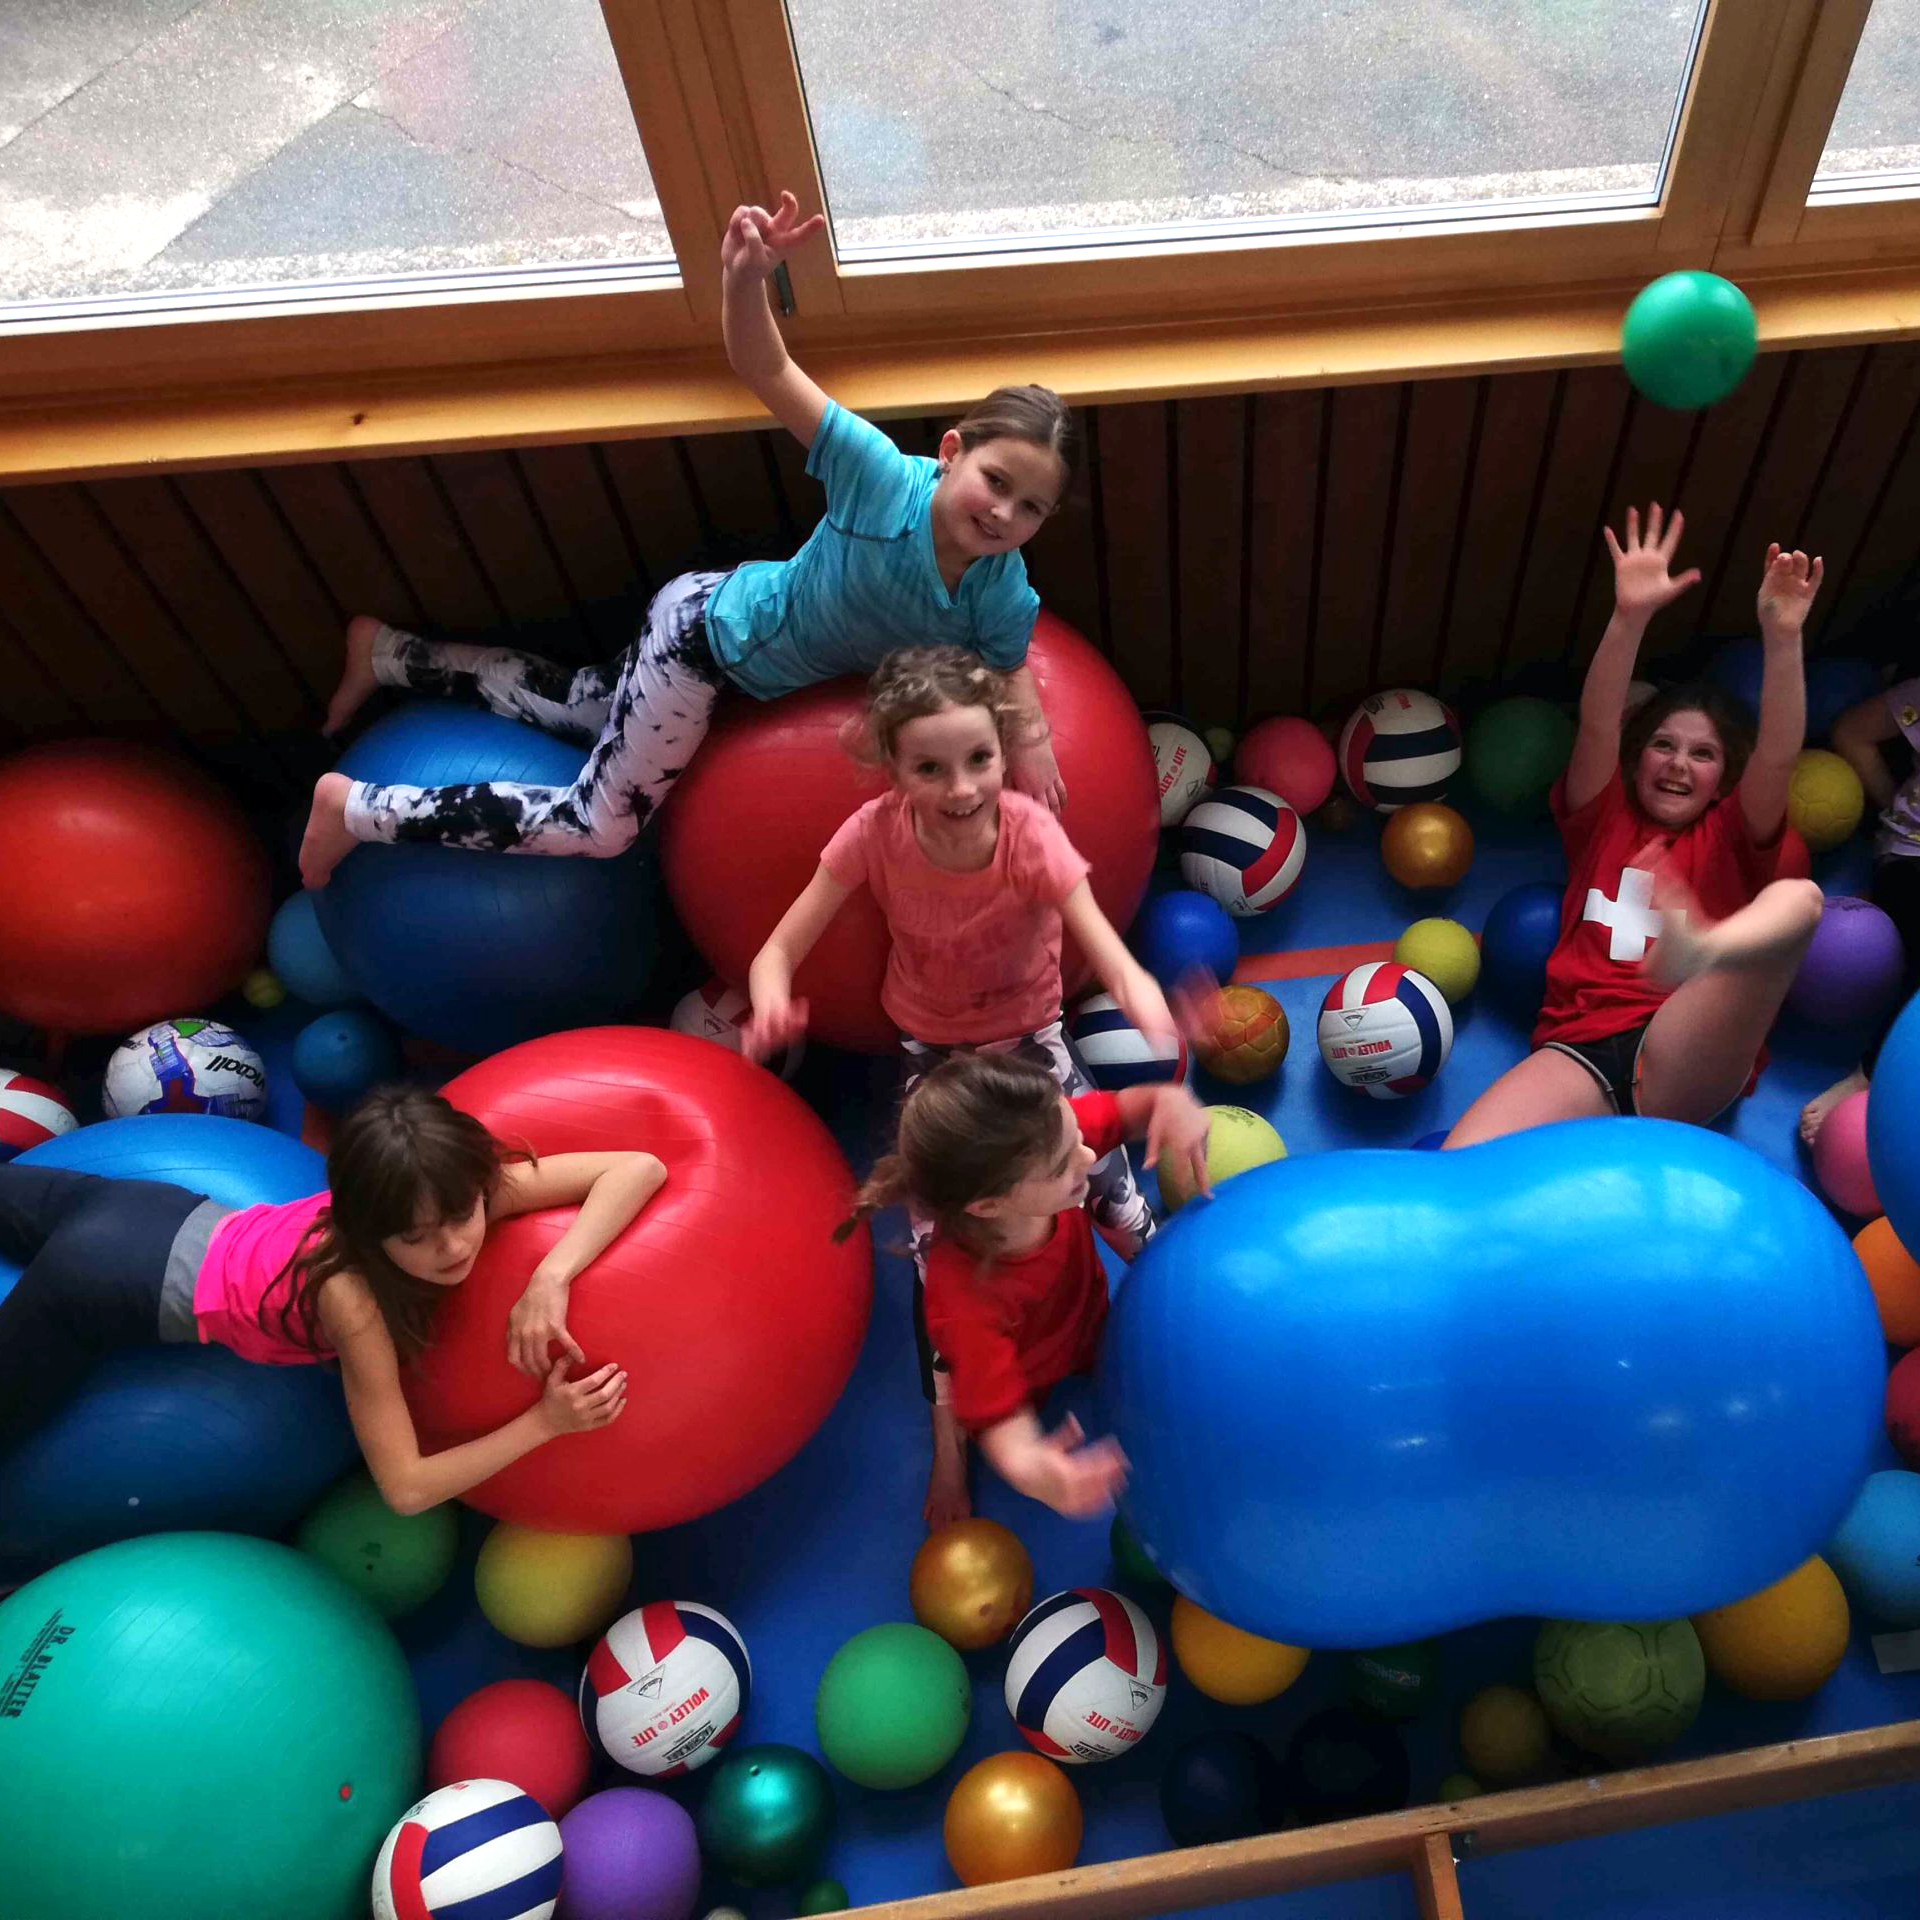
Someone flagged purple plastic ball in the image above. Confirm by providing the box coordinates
[1786,896,1906,1028]
[557,1788,702,1920]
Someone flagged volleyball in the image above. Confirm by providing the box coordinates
[1338,690,1462,812]
[1068,992,1189,1090]
[1149,719,1216,826]
[670,977,802,1081]
[0,1068,76,1161]
[580,1600,752,1779]
[1178,785,1307,916]
[1317,962,1453,1098]
[1004,1588,1167,1764]
[371,1778,563,1920]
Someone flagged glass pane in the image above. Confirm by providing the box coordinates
[785,0,1709,256]
[1815,0,1920,190]
[0,0,670,311]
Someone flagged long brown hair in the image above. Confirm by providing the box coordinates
[951,385,1080,491]
[1620,681,1756,801]
[848,645,1038,767]
[263,1086,515,1362]
[837,1052,1064,1261]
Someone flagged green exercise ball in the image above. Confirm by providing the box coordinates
[1346,1640,1440,1721]
[1110,1513,1170,1590]
[1622,271,1757,410]
[698,1745,835,1887]
[295,1470,459,1619]
[0,1531,420,1920]
[814,1622,970,1789]
[1465,697,1575,815]
[797,1879,851,1914]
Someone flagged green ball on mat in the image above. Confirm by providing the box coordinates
[797,1880,851,1914]
[1622,271,1757,410]
[1465,697,1575,815]
[1533,1618,1705,1761]
[1346,1640,1440,1721]
[1110,1513,1170,1590]
[815,1623,971,1788]
[296,1469,459,1618]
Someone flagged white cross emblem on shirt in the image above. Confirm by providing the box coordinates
[1584,866,1665,962]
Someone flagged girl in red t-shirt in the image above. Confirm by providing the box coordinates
[1447,503,1826,1146]
[744,646,1182,1528]
[840,1052,1210,1518]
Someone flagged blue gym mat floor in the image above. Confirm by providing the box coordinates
[242,798,1920,1919]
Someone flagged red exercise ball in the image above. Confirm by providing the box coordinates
[0,742,269,1034]
[1237,718,1336,815]
[660,611,1159,1052]
[412,1026,871,1532]
[1887,1348,1920,1472]
[428,1679,591,1818]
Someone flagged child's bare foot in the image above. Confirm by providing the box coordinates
[1800,1067,1868,1148]
[924,1445,972,1533]
[299,773,358,890]
[323,615,387,737]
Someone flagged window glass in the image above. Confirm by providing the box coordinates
[1815,0,1920,191]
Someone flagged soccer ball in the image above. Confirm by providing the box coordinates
[1190,985,1290,1085]
[1532,1618,1704,1761]
[102,1018,267,1121]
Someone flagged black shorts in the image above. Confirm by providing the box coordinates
[1541,1022,1653,1117]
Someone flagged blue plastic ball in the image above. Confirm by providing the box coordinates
[1136,889,1238,985]
[1412,1131,1449,1151]
[1705,637,1766,720]
[1805,655,1880,743]
[1827,1470,1920,1628]
[265,891,364,1009]
[1868,996,1920,1286]
[1479,882,1564,1014]
[292,1010,402,1112]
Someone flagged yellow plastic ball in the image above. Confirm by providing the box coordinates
[1392,917,1480,1004]
[1458,1683,1553,1786]
[474,1521,632,1648]
[242,967,287,1009]
[1169,1595,1309,1705]
[1693,1555,1850,1701]
[1788,749,1865,853]
[1156,1105,1285,1214]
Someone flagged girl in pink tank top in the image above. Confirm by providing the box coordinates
[0,1086,666,1515]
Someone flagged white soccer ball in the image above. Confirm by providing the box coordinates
[102,1018,267,1121]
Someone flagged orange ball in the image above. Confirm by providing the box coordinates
[943,1752,1082,1886]
[1381,803,1474,890]
[910,1519,1034,1651]
[1856,1216,1920,1347]
[1191,985,1291,1084]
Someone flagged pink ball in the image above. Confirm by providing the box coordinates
[427,1678,590,1817]
[1888,1349,1920,1470]
[1813,1091,1881,1218]
[1236,718,1336,815]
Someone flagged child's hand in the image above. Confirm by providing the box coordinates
[1756,543,1824,640]
[1629,837,1713,987]
[1008,736,1067,812]
[1143,1084,1213,1200]
[506,1271,584,1378]
[743,990,809,1062]
[1113,965,1178,1047]
[536,1357,627,1436]
[721,191,826,284]
[1605,503,1701,622]
[1032,1415,1128,1517]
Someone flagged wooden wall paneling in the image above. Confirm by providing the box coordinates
[1092,402,1175,712]
[0,603,85,741]
[515,445,651,655]
[347,456,506,632]
[3,485,258,744]
[429,451,579,633]
[1242,389,1324,721]
[1028,423,1106,659]
[1823,394,1920,643]
[679,429,788,559]
[83,476,319,736]
[258,463,424,632]
[170,469,348,703]
[1311,382,1404,717]
[762,426,818,538]
[1172,395,1248,731]
[1433,372,1559,698]
[1375,376,1479,692]
[599,437,706,586]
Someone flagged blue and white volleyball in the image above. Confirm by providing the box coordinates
[1148,719,1216,827]
[580,1599,751,1778]
[1068,992,1188,1091]
[1338,690,1462,812]
[670,978,802,1081]
[1004,1587,1167,1763]
[371,1778,562,1920]
[1316,962,1453,1099]
[1178,785,1306,917]
[101,1017,268,1121]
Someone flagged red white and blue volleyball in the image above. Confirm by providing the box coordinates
[1148,717,1216,826]
[370,1778,562,1920]
[1338,689,1462,812]
[0,1069,76,1162]
[1317,962,1454,1098]
[1067,992,1189,1091]
[1003,1587,1167,1763]
[670,976,802,1081]
[580,1599,751,1778]
[1177,784,1307,917]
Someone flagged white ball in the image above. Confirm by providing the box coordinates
[371,1779,561,1920]
[1067,992,1188,1091]
[1178,785,1307,917]
[670,979,801,1081]
[580,1600,752,1778]
[102,1019,267,1121]
[1337,689,1462,812]
[1004,1588,1166,1763]
[1149,720,1216,827]
[1316,962,1454,1099]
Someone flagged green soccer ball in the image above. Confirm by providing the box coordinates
[1532,1618,1704,1762]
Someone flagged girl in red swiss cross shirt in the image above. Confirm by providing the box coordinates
[1447,503,1826,1146]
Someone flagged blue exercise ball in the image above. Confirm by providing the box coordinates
[1136,889,1239,984]
[1805,655,1880,743]
[1826,1470,1920,1628]
[0,1115,355,1576]
[314,704,658,1056]
[1868,991,1920,1255]
[1100,1118,1881,1647]
[265,890,364,1009]
[1705,637,1765,719]
[292,1009,401,1112]
[1480,882,1564,1014]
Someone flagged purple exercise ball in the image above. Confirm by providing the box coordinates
[558,1788,702,1920]
[1785,896,1907,1028]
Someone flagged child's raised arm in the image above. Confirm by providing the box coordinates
[745,863,855,1061]
[1058,881,1178,1043]
[1565,504,1702,813]
[721,192,832,450]
[1831,690,1901,810]
[1740,544,1824,843]
[978,1408,1127,1518]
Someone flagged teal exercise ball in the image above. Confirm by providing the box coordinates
[1622,271,1757,410]
[697,1744,835,1886]
[0,1531,420,1920]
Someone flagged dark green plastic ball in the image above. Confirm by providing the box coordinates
[1465,698,1575,815]
[698,1745,835,1887]
[814,1623,970,1789]
[1622,271,1757,410]
[1110,1513,1170,1589]
[1346,1640,1440,1721]
[295,1469,458,1618]
[797,1880,850,1914]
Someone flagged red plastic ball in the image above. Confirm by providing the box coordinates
[0,743,269,1034]
[410,1026,871,1532]
[1236,718,1336,815]
[428,1679,591,1817]
[660,612,1158,1052]
[1887,1348,1920,1471]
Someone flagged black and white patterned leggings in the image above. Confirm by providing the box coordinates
[904,1018,1156,1406]
[344,569,731,858]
